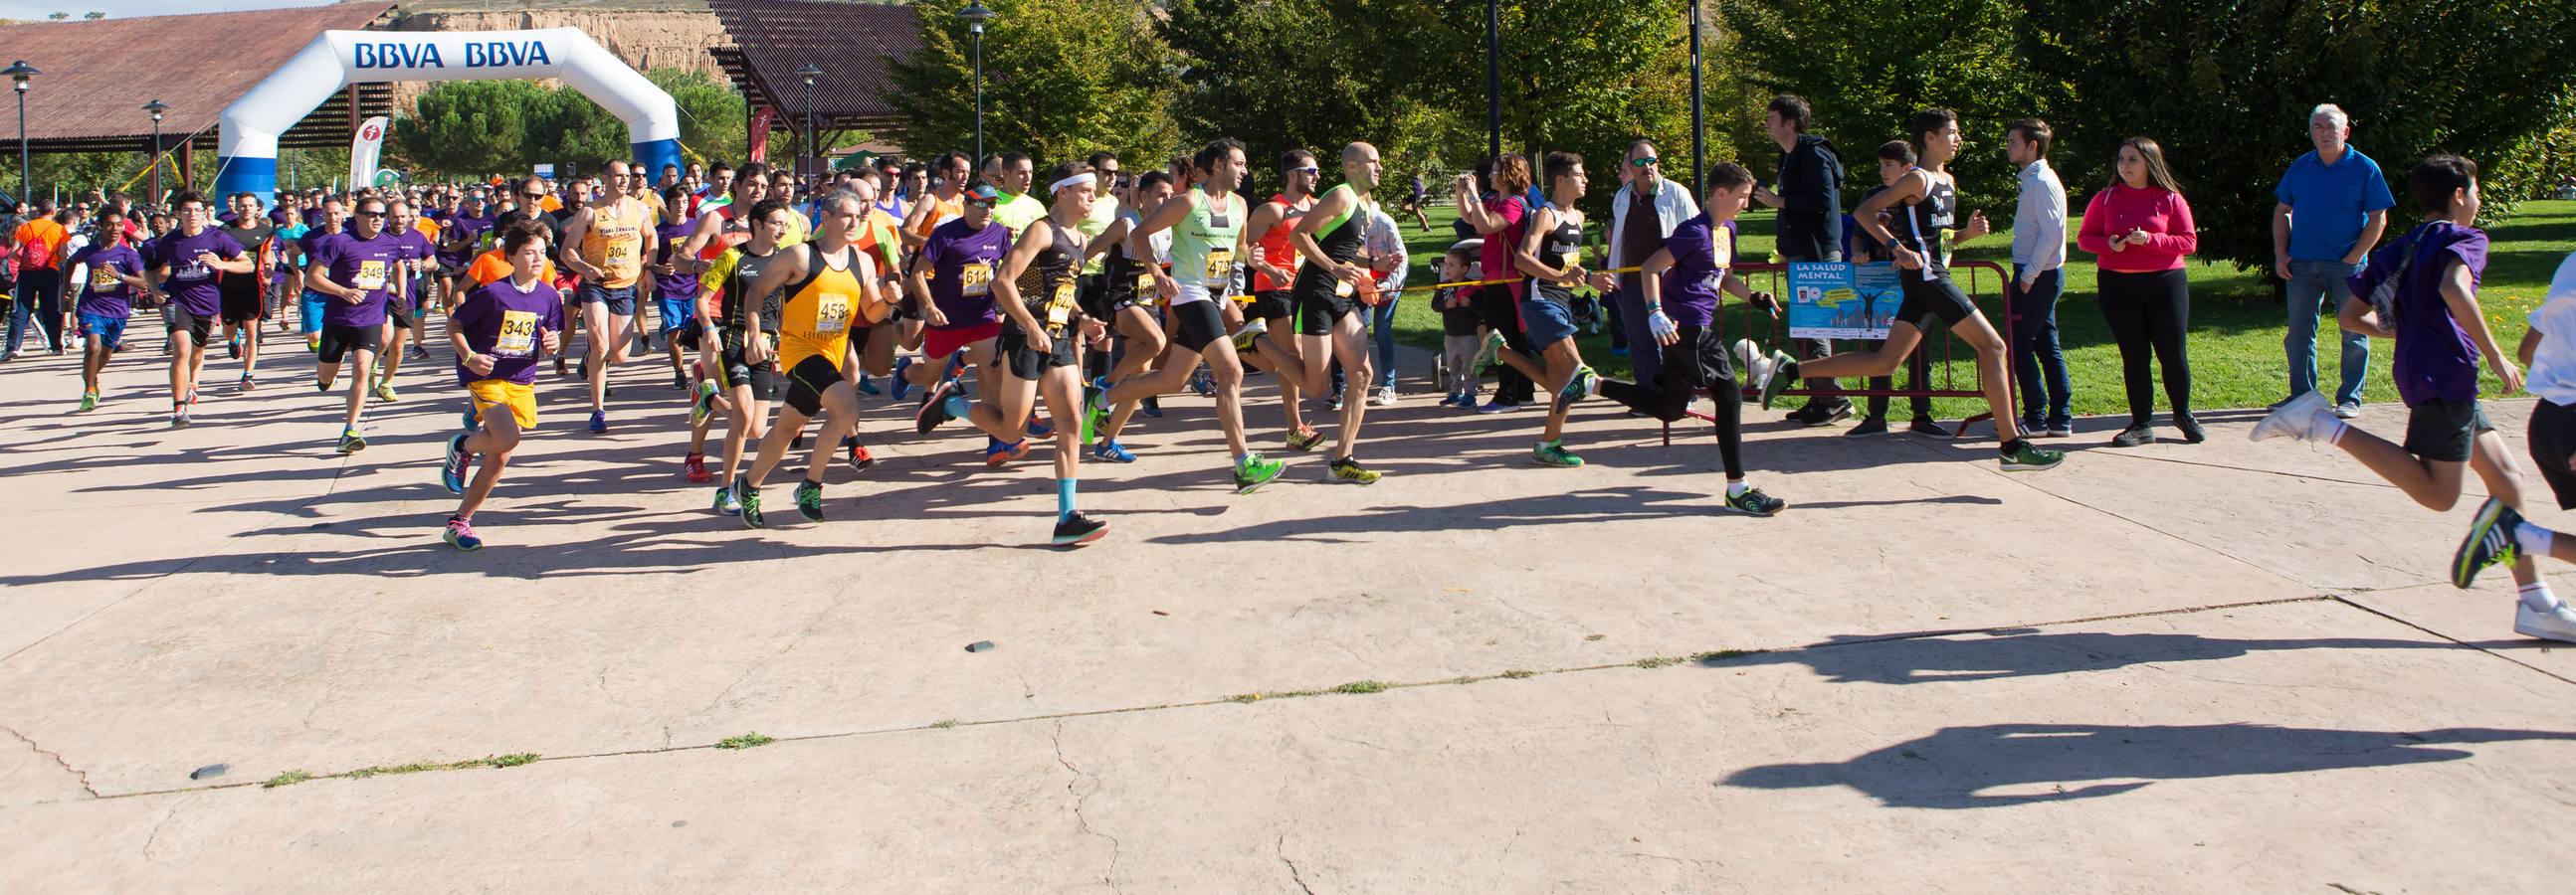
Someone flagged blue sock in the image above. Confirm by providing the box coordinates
[1057,478,1077,522]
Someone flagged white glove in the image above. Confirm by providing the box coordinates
[1647,307,1678,342]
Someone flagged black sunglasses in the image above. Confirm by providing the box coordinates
[354,210,386,217]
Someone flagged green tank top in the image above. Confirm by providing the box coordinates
[1169,188,1244,289]
[1078,194,1119,275]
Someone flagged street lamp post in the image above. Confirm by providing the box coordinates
[795,63,821,177]
[1485,0,1499,160]
[142,99,167,203]
[2,62,37,205]
[1686,2,1704,193]
[958,2,994,165]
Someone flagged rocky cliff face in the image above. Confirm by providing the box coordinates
[376,1,729,108]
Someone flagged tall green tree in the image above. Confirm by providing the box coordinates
[393,70,749,178]
[1716,0,2040,212]
[890,0,1182,170]
[2019,0,2576,267]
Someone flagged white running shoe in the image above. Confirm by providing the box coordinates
[1733,338,1757,376]
[2514,601,2576,643]
[2250,390,2334,443]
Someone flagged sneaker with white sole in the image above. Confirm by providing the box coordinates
[2250,391,2334,443]
[2513,600,2576,643]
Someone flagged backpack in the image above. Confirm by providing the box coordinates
[16,231,50,269]
[2366,227,2424,329]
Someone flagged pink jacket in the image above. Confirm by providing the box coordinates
[2078,183,2197,272]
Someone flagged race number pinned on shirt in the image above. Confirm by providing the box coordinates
[354,261,389,290]
[605,237,639,269]
[960,262,994,297]
[815,293,852,334]
[1133,270,1158,303]
[495,309,538,356]
[90,267,119,290]
[1204,248,1233,283]
[1046,280,1077,329]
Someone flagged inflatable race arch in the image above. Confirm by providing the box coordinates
[215,29,682,202]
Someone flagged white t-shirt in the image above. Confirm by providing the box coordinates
[2524,252,2576,407]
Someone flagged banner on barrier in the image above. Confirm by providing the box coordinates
[1786,262,1903,341]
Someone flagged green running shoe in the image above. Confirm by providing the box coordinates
[711,485,742,516]
[1755,349,1797,409]
[1287,427,1326,451]
[1531,442,1585,467]
[691,378,719,427]
[794,479,826,522]
[1553,365,1597,416]
[1999,442,2067,472]
[77,391,97,413]
[1233,451,1286,494]
[1725,486,1786,517]
[734,478,765,529]
[2454,497,2524,589]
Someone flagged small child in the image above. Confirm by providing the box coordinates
[1436,243,1486,409]
[2256,154,2576,642]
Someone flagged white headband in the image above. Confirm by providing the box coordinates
[1050,172,1096,194]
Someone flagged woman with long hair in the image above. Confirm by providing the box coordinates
[2079,137,2201,446]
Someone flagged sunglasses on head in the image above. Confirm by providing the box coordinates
[1629,157,1659,168]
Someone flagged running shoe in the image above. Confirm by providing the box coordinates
[1725,486,1787,517]
[2334,400,2362,420]
[915,379,958,434]
[1328,391,1345,412]
[1477,330,1506,370]
[1327,456,1381,485]
[2110,425,2153,448]
[1999,442,2067,472]
[710,485,742,516]
[1230,318,1268,355]
[1846,417,1888,437]
[2046,421,2075,438]
[1800,402,1854,427]
[461,407,481,432]
[891,356,914,402]
[1188,368,1216,398]
[1234,451,1286,493]
[691,378,719,426]
[441,433,474,494]
[1554,365,1598,415]
[1371,387,1396,407]
[856,375,881,396]
[1051,511,1108,547]
[1287,427,1326,451]
[846,442,876,473]
[2250,391,2334,443]
[443,516,483,551]
[77,391,96,413]
[1907,417,1950,437]
[240,371,257,392]
[685,452,712,483]
[794,479,826,522]
[374,381,399,403]
[2175,414,2207,444]
[1027,417,1055,440]
[672,371,689,391]
[337,427,367,454]
[171,409,191,428]
[1754,349,1797,409]
[2454,498,2525,589]
[1477,399,1521,415]
[227,334,242,359]
[1091,440,1137,462]
[1140,395,1163,418]
[734,479,765,529]
[2513,601,2576,643]
[588,410,608,434]
[985,438,1029,467]
[1084,384,1112,444]
[409,345,431,362]
[1531,442,1585,467]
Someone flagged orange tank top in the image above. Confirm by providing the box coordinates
[1254,193,1309,292]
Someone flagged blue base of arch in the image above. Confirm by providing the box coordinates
[633,139,682,183]
[212,155,279,205]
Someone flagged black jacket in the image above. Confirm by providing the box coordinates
[1774,133,1845,262]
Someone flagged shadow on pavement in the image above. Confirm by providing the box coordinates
[1702,629,2455,684]
[1721,723,2576,808]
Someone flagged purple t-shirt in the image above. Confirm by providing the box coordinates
[653,221,698,299]
[149,229,245,316]
[919,217,1011,328]
[438,215,491,267]
[69,242,145,318]
[452,277,566,387]
[1657,214,1739,328]
[308,230,403,328]
[2351,220,2489,406]
[391,229,436,304]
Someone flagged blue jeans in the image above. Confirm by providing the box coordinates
[2009,265,2070,428]
[1329,296,1402,393]
[1612,279,1661,385]
[2285,259,2369,406]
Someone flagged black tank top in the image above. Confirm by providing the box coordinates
[1015,220,1082,330]
[1533,213,1582,302]
[1892,169,1956,267]
[1291,198,1370,298]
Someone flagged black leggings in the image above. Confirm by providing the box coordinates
[2098,268,2191,427]
[1473,284,1536,404]
[1598,323,1743,478]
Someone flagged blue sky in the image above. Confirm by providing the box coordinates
[2,0,336,19]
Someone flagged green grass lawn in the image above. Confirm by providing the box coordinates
[1381,199,2576,420]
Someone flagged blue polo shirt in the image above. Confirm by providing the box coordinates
[2276,147,2398,262]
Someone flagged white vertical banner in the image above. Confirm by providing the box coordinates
[349,115,390,188]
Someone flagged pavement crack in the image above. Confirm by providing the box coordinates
[1279,832,1318,895]
[697,599,843,715]
[2,723,100,799]
[140,794,196,861]
[1051,719,1122,894]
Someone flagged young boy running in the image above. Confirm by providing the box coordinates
[437,223,566,551]
[2268,155,2576,641]
[68,210,149,411]
[1569,162,1788,515]
[1755,108,2067,472]
[1498,151,1611,466]
[2462,247,2576,640]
